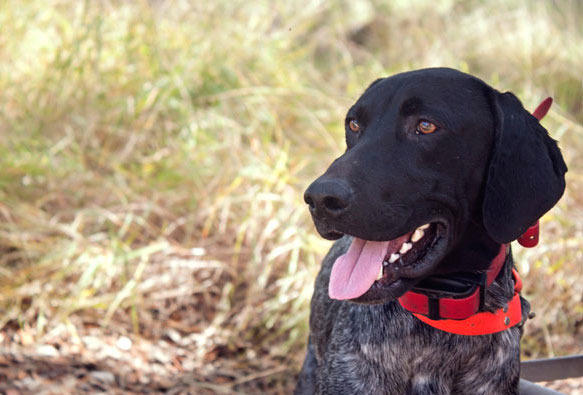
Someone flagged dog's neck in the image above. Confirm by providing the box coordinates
[439,220,502,274]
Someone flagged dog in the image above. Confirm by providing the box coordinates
[296,68,567,394]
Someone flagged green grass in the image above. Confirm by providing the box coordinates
[1,0,582,390]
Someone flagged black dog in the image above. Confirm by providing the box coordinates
[297,68,567,394]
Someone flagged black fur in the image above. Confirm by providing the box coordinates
[298,68,567,394]
[483,91,567,243]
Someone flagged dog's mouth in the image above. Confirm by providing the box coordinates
[328,222,448,303]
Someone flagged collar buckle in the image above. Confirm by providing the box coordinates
[409,272,486,320]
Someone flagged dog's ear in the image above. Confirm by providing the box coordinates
[366,78,384,90]
[482,91,567,244]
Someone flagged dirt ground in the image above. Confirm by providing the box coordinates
[0,322,293,394]
[1,326,581,394]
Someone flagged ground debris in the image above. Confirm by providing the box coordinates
[0,323,293,394]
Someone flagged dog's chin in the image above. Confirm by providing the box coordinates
[350,277,418,304]
[313,223,344,240]
[336,221,450,305]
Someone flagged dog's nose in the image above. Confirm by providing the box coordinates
[304,179,353,217]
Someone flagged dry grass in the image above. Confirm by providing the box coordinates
[0,0,582,392]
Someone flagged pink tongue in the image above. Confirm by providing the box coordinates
[329,235,410,300]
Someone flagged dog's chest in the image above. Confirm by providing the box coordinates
[316,303,521,394]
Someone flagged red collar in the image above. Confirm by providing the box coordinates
[403,267,523,336]
[398,244,524,335]
[398,222,538,335]
[398,244,507,317]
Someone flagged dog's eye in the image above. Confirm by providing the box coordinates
[416,120,437,135]
[348,119,361,133]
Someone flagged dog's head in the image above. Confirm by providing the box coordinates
[304,68,567,304]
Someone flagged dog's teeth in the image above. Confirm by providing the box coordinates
[376,265,383,280]
[399,242,412,254]
[389,253,400,263]
[419,223,430,230]
[411,229,424,242]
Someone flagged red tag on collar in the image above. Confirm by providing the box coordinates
[532,97,552,121]
[517,221,539,247]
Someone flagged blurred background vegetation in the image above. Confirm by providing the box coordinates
[0,0,582,392]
